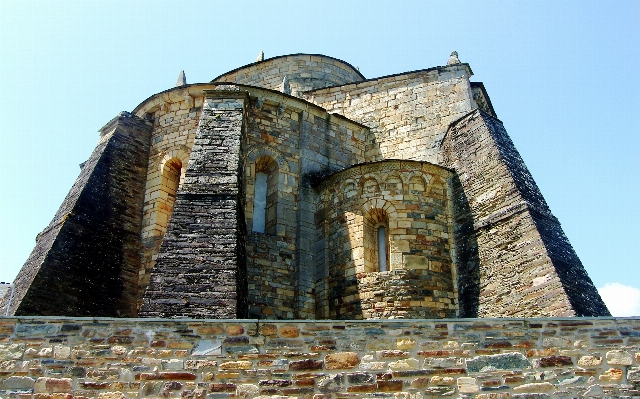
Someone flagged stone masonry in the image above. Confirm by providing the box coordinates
[139,91,248,319]
[0,53,611,319]
[0,317,639,399]
[441,111,609,317]
[2,113,152,317]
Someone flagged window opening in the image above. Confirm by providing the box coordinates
[252,172,268,233]
[377,225,388,272]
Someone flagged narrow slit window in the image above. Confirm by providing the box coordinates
[252,172,268,233]
[377,226,388,272]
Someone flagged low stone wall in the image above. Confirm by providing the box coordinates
[0,317,638,398]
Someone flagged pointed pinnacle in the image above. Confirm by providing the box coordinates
[447,51,460,66]
[176,70,187,87]
[282,75,291,95]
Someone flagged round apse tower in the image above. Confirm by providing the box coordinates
[315,160,458,319]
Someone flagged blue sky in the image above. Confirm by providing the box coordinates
[0,0,638,316]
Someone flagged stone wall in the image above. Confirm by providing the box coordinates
[241,88,369,320]
[303,64,475,164]
[0,317,638,398]
[133,83,372,320]
[139,91,248,319]
[137,88,203,307]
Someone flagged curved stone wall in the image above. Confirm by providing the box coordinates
[213,54,364,96]
[315,160,457,319]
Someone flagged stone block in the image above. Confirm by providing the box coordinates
[1,376,35,389]
[606,350,633,365]
[599,368,623,382]
[325,352,359,369]
[33,377,72,393]
[457,377,479,394]
[627,367,640,382]
[578,355,602,367]
[430,376,455,386]
[219,361,253,370]
[377,380,403,392]
[396,338,417,350]
[278,326,300,338]
[289,359,323,371]
[388,358,420,370]
[466,353,532,372]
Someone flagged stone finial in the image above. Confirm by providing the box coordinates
[447,51,461,66]
[176,70,187,87]
[256,50,264,62]
[282,75,291,95]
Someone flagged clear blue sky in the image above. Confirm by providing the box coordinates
[1,0,638,315]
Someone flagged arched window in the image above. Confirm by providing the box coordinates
[162,158,182,197]
[251,156,278,234]
[252,172,268,233]
[377,226,388,272]
[363,207,389,272]
[155,158,183,232]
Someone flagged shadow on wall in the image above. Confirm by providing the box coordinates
[451,174,481,318]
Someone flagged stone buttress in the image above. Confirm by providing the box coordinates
[442,110,609,317]
[139,90,248,318]
[0,112,152,317]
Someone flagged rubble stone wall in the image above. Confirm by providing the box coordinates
[0,317,638,399]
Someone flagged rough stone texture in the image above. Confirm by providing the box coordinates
[0,112,152,317]
[0,317,636,399]
[324,352,360,369]
[466,352,532,373]
[305,64,474,164]
[441,110,610,317]
[139,93,248,318]
[137,88,203,311]
[0,283,10,302]
[241,95,367,319]
[6,53,610,319]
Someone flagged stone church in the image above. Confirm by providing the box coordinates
[0,52,609,320]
